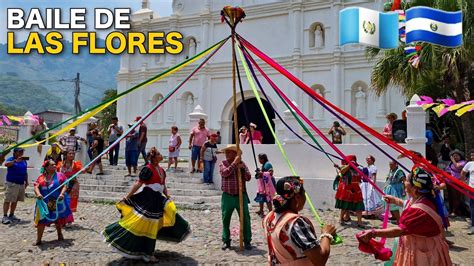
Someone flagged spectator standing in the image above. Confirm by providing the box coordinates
[44,142,63,164]
[59,128,87,155]
[87,130,105,175]
[238,127,247,144]
[107,117,123,166]
[188,118,210,173]
[125,125,140,177]
[31,117,49,153]
[219,145,253,250]
[216,131,222,144]
[86,122,98,161]
[445,149,466,216]
[200,133,219,184]
[246,123,263,144]
[2,148,28,225]
[328,121,346,144]
[168,126,182,172]
[460,149,474,234]
[136,116,148,166]
[382,113,397,140]
[438,135,454,169]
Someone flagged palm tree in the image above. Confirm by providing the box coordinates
[367,0,474,153]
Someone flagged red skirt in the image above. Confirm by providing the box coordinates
[335,181,363,203]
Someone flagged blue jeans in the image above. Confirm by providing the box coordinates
[109,142,120,165]
[125,150,139,167]
[203,160,215,183]
[138,142,147,164]
[191,145,201,162]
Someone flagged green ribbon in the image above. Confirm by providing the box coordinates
[1,36,230,155]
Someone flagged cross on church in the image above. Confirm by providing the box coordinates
[142,0,149,9]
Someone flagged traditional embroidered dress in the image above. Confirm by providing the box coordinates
[34,172,73,226]
[335,166,364,211]
[103,164,189,259]
[255,172,276,203]
[263,211,319,265]
[394,198,452,266]
[384,168,406,212]
[57,160,83,212]
[360,165,383,215]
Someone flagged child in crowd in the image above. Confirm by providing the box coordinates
[255,153,276,218]
[200,133,219,184]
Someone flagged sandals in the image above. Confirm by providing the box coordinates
[97,172,104,176]
[33,241,42,246]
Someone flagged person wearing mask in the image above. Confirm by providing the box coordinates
[107,117,123,166]
[328,121,346,144]
[263,176,336,265]
[2,148,28,224]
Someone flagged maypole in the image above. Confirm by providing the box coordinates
[221,6,246,251]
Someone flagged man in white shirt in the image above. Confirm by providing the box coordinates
[461,149,474,234]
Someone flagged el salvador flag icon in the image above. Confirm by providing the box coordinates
[406,7,462,47]
[339,7,399,49]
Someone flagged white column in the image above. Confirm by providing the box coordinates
[405,94,426,156]
[283,101,302,144]
[377,92,387,117]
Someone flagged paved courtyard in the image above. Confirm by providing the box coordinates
[0,194,472,265]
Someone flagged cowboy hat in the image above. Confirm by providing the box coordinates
[220,144,241,154]
[249,122,257,128]
[449,149,464,158]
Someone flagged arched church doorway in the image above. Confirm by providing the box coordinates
[231,97,275,144]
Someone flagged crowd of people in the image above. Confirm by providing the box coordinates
[2,115,473,265]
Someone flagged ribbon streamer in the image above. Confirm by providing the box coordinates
[239,35,474,198]
[1,37,229,155]
[41,37,229,200]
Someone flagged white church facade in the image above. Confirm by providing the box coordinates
[116,0,406,154]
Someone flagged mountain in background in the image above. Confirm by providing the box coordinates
[0,35,120,113]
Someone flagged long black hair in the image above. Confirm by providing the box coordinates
[273,176,305,213]
[258,153,268,164]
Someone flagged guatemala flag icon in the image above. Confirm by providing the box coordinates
[406,7,462,47]
[339,7,399,49]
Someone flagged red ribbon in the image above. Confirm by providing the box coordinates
[239,36,474,199]
[240,41,385,195]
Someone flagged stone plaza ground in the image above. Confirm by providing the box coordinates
[0,193,473,265]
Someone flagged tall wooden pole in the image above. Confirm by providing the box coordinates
[231,29,245,252]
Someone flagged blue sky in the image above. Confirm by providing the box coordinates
[0,0,173,43]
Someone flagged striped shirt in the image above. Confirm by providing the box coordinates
[219,160,251,195]
[290,217,320,252]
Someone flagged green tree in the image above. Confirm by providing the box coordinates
[97,89,117,138]
[368,0,474,153]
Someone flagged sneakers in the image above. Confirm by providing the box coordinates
[9,215,20,222]
[2,216,11,225]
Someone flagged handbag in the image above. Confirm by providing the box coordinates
[168,146,176,152]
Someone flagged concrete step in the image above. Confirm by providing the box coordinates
[79,184,220,197]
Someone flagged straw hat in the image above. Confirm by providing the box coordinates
[449,149,464,158]
[249,122,257,128]
[221,144,241,154]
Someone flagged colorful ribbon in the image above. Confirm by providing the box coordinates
[42,37,229,199]
[239,35,474,198]
[237,40,344,245]
[1,37,230,155]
